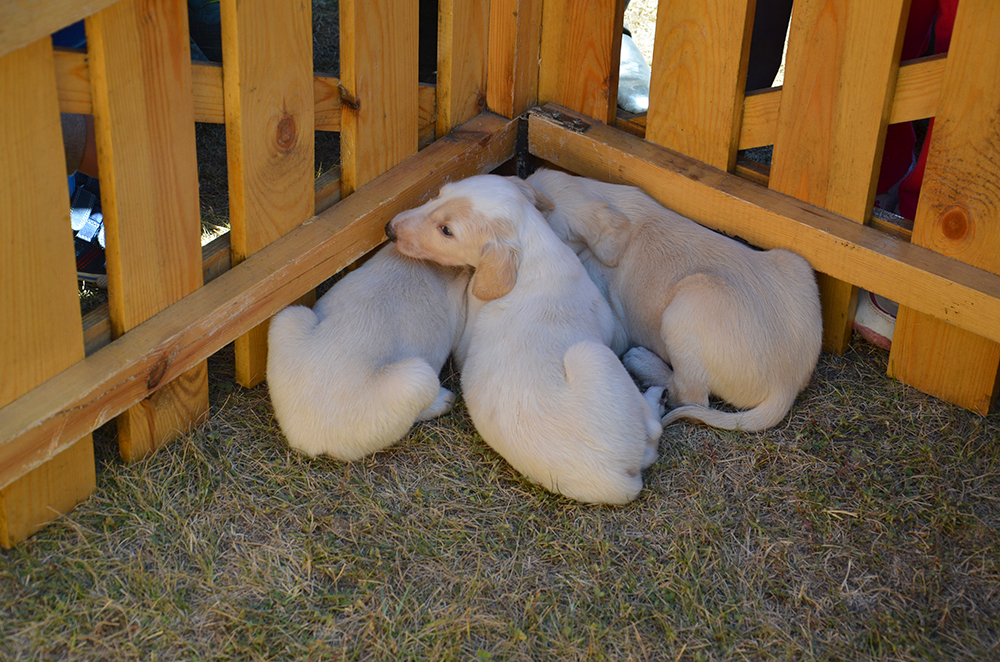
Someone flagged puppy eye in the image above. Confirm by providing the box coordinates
[440,225,453,237]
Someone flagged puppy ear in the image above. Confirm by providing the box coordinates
[581,202,631,267]
[507,177,555,216]
[472,240,519,301]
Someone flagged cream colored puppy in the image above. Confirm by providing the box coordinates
[385,175,663,505]
[527,168,822,432]
[267,242,471,462]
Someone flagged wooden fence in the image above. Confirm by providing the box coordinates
[2,0,998,546]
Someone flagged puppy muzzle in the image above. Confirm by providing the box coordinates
[384,221,397,242]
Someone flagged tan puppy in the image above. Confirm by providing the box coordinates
[385,174,663,505]
[267,243,471,461]
[526,168,822,432]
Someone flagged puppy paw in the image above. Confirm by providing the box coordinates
[623,346,673,388]
[415,387,456,421]
[642,385,667,419]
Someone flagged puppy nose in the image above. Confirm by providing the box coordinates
[384,221,396,242]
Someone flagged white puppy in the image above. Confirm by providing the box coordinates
[266,242,471,461]
[385,174,663,505]
[527,168,822,432]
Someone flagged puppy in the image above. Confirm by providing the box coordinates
[385,175,663,505]
[266,242,471,461]
[527,168,822,432]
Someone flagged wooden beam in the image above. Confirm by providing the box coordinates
[487,0,543,118]
[0,39,94,547]
[0,112,518,493]
[527,104,1000,344]
[86,0,209,461]
[739,55,948,151]
[220,0,316,388]
[889,0,1000,414]
[538,0,624,125]
[339,0,419,196]
[437,0,489,135]
[767,0,909,354]
[645,0,755,171]
[52,48,437,135]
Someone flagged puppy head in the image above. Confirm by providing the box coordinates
[386,175,532,300]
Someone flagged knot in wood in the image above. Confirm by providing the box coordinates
[938,205,971,242]
[147,355,170,390]
[276,113,297,152]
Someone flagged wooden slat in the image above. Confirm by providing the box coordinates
[220,0,316,388]
[487,0,543,118]
[645,0,755,171]
[889,0,1000,414]
[0,0,118,58]
[86,0,209,461]
[538,0,625,125]
[527,105,1000,344]
[739,56,948,151]
[0,112,519,493]
[437,0,489,135]
[340,0,419,196]
[0,39,94,548]
[767,0,909,354]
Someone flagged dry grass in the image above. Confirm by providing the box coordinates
[19,2,998,660]
[2,339,999,661]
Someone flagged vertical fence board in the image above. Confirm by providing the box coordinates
[0,39,94,547]
[437,0,489,135]
[538,0,624,124]
[487,0,542,119]
[221,0,316,388]
[87,0,208,461]
[889,0,1000,414]
[768,0,910,354]
[646,0,755,171]
[340,0,419,195]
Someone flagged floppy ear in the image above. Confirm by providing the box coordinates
[507,177,555,216]
[472,240,519,301]
[579,202,631,267]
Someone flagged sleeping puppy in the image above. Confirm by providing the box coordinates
[266,242,471,461]
[385,174,664,505]
[527,168,822,432]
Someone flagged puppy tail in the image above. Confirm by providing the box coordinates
[661,392,795,432]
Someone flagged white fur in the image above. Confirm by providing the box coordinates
[266,243,471,461]
[527,168,822,432]
[386,174,663,505]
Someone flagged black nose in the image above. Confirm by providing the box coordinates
[384,221,396,242]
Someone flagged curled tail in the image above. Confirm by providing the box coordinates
[661,392,795,432]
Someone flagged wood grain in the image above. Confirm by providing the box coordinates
[767,0,909,353]
[889,0,1000,414]
[538,0,624,125]
[0,0,118,58]
[437,0,489,135]
[0,38,94,547]
[0,112,518,493]
[86,0,209,460]
[220,0,316,387]
[487,0,543,118]
[339,0,419,195]
[646,0,754,171]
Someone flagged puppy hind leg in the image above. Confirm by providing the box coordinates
[623,346,674,391]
